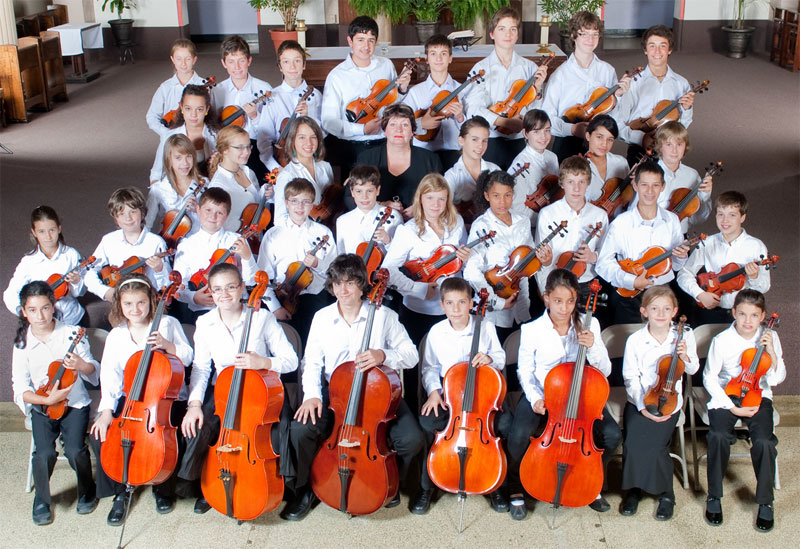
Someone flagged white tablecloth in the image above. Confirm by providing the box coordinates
[47,23,104,56]
[305,43,566,61]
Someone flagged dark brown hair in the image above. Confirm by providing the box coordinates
[284,116,325,161]
[733,289,765,312]
[29,205,66,252]
[221,35,250,59]
[198,187,232,214]
[346,164,380,188]
[544,269,582,329]
[380,104,417,134]
[109,274,157,328]
[108,187,147,227]
[325,253,370,297]
[715,190,748,216]
[14,281,56,349]
[642,25,674,51]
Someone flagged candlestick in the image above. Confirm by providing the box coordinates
[296,19,307,49]
[538,15,551,54]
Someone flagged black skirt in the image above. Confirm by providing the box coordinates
[621,401,680,496]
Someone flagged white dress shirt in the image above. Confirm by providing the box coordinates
[463,209,533,327]
[403,74,466,151]
[208,164,261,232]
[335,204,402,255]
[507,145,560,220]
[623,323,699,413]
[421,316,505,395]
[12,320,99,415]
[211,75,272,138]
[383,216,467,315]
[145,71,207,137]
[444,157,501,205]
[587,152,630,202]
[596,206,685,290]
[321,54,398,141]
[188,307,299,403]
[464,50,543,139]
[149,124,217,183]
[301,301,418,402]
[273,159,334,221]
[540,53,619,138]
[85,229,170,299]
[98,315,193,412]
[517,312,610,406]
[4,244,86,325]
[677,230,770,310]
[145,177,205,238]
[535,198,609,293]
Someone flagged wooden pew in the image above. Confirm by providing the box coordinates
[0,39,49,122]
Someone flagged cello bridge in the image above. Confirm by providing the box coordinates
[457,426,476,432]
[558,436,577,444]
[217,444,242,453]
[120,416,143,422]
[338,439,360,448]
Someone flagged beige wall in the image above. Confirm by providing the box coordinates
[12,0,48,16]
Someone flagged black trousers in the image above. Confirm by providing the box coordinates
[621,402,681,499]
[691,304,732,327]
[485,137,526,171]
[290,291,334,348]
[552,136,587,164]
[399,305,445,412]
[30,405,95,506]
[707,398,777,504]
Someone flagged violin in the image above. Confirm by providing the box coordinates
[100,250,176,287]
[36,328,86,420]
[160,76,216,129]
[616,233,706,298]
[356,207,395,278]
[161,179,207,249]
[628,79,710,134]
[345,59,418,125]
[310,183,346,227]
[274,86,315,167]
[101,272,184,486]
[220,90,272,128]
[311,269,402,515]
[414,70,485,142]
[696,255,779,308]
[238,169,278,255]
[400,230,496,283]
[520,280,608,510]
[643,315,688,417]
[556,222,604,277]
[484,220,568,299]
[47,256,96,300]
[489,53,555,134]
[201,272,284,520]
[667,161,723,221]
[456,161,524,225]
[427,289,506,531]
[187,225,258,292]
[561,67,643,123]
[725,313,779,408]
[524,175,562,213]
[591,151,654,219]
[274,235,330,315]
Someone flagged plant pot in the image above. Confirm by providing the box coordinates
[559,29,573,54]
[376,14,392,45]
[414,22,440,44]
[108,18,134,47]
[722,26,755,58]
[270,29,298,53]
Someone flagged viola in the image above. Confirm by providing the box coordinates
[616,233,706,298]
[643,315,688,417]
[238,169,278,255]
[310,269,402,515]
[310,183,346,227]
[36,328,86,420]
[520,280,608,510]
[524,175,562,213]
[101,272,184,486]
[201,272,284,520]
[414,70,485,142]
[220,90,272,128]
[161,179,207,249]
[356,207,396,278]
[484,220,568,299]
[489,53,555,134]
[187,225,258,292]
[273,86,315,167]
[401,230,496,283]
[591,151,655,218]
[555,222,604,278]
[345,59,418,125]
[47,256,96,300]
[725,313,779,408]
[667,161,723,221]
[561,67,643,123]
[274,235,330,315]
[696,255,779,307]
[160,76,217,129]
[427,289,506,531]
[100,250,176,287]
[628,79,710,134]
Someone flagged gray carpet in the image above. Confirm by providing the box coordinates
[1,49,798,401]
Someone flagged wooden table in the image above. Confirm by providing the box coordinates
[304,43,567,88]
[47,22,103,83]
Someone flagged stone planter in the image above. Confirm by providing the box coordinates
[415,22,440,44]
[722,25,755,58]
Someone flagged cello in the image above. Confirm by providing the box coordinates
[36,328,86,420]
[643,315,688,417]
[161,179,207,249]
[489,53,555,134]
[725,313,779,408]
[273,86,315,167]
[345,59,418,124]
[356,207,396,278]
[414,70,485,142]
[696,255,779,308]
[561,67,643,123]
[310,269,402,515]
[161,76,216,129]
[519,280,608,513]
[401,230,496,283]
[187,225,258,292]
[667,161,723,221]
[220,90,272,128]
[555,222,604,278]
[100,250,176,287]
[427,289,506,532]
[47,256,96,300]
[628,79,710,134]
[274,235,330,315]
[200,272,285,520]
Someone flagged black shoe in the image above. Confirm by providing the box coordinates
[154,494,175,514]
[655,497,675,521]
[756,504,774,532]
[705,496,723,526]
[589,494,611,513]
[409,488,434,515]
[32,502,53,526]
[107,494,128,526]
[385,492,401,508]
[488,490,509,513]
[509,495,527,521]
[279,489,317,521]
[620,489,641,516]
[194,496,212,515]
[76,495,98,515]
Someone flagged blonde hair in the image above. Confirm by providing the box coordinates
[208,125,249,178]
[640,285,678,312]
[412,173,458,237]
[654,121,690,155]
[163,134,203,191]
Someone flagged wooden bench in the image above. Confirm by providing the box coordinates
[0,39,49,122]
[38,31,69,104]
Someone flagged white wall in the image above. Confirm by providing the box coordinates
[258,0,325,27]
[681,0,771,20]
[12,0,48,16]
[92,0,183,27]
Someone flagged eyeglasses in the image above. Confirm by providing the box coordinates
[577,31,601,39]
[209,284,241,295]
[230,144,252,151]
[287,198,314,207]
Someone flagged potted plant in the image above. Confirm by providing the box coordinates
[449,0,509,32]
[248,0,305,52]
[721,0,763,58]
[347,0,408,44]
[404,0,448,44]
[100,0,136,46]
[539,0,605,53]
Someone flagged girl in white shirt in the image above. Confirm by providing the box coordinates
[11,282,99,525]
[4,206,87,326]
[584,114,630,202]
